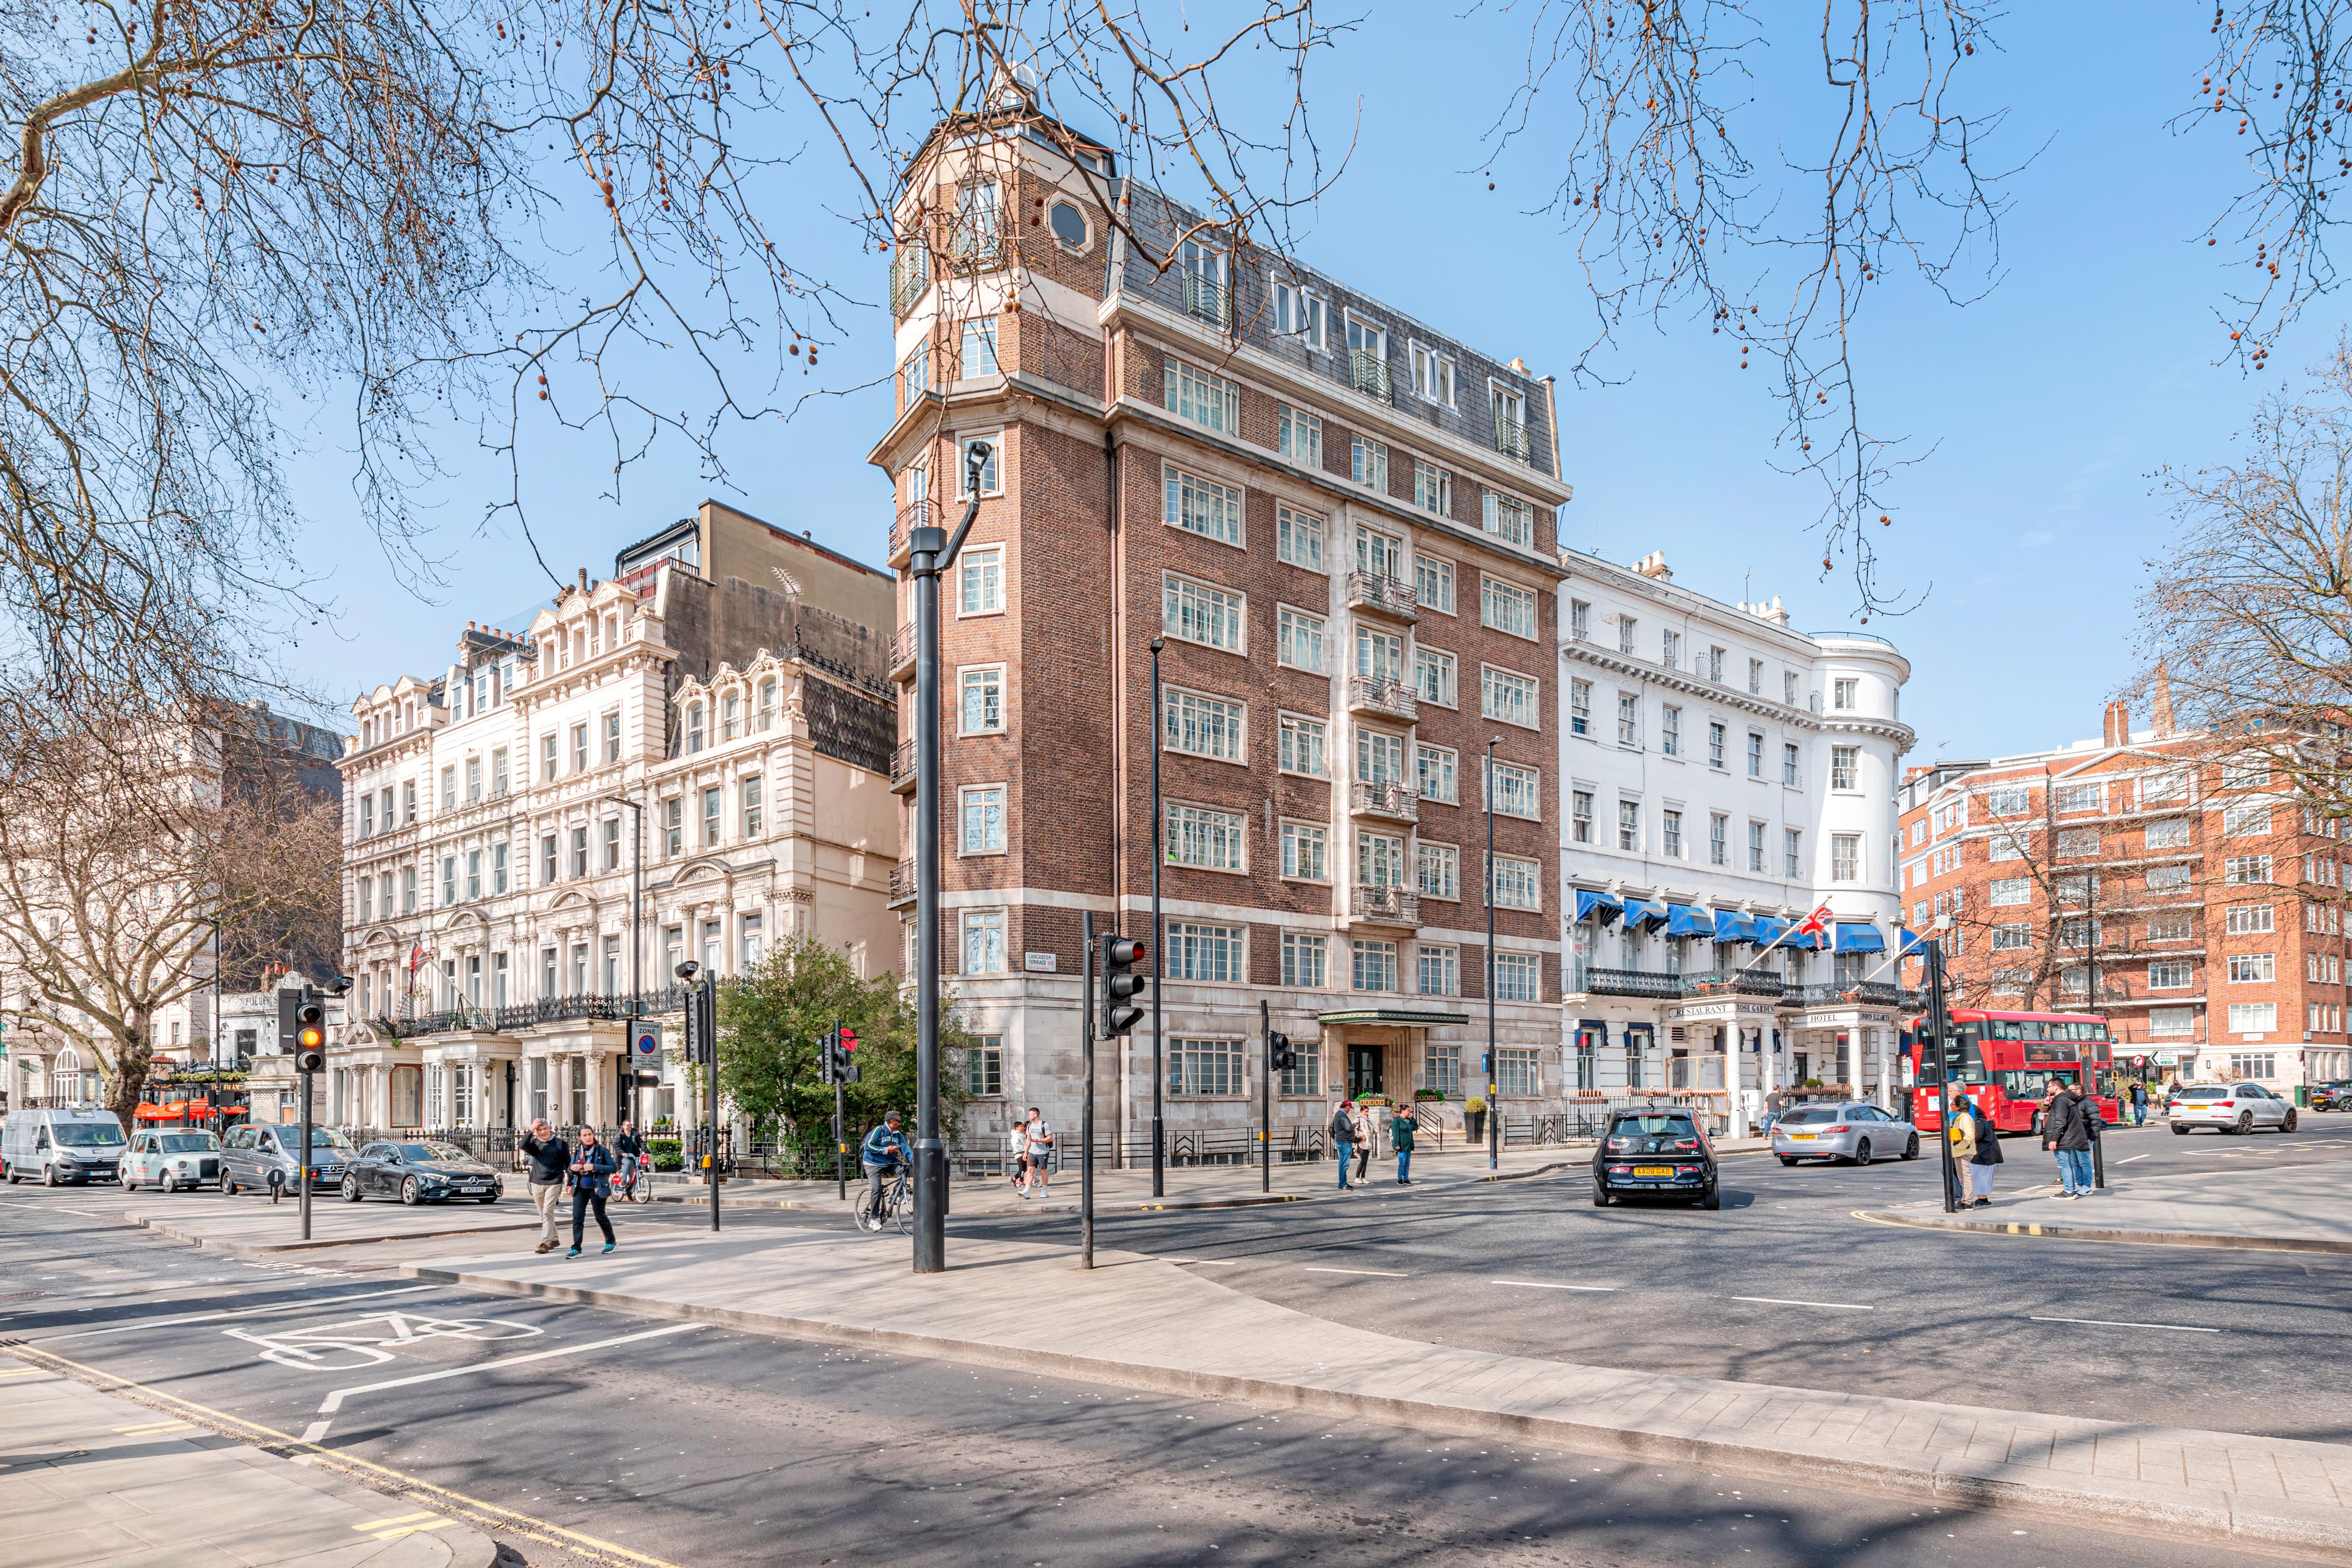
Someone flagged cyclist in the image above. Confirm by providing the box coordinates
[614,1120,647,1201]
[860,1110,912,1216]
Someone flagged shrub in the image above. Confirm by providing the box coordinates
[647,1137,684,1172]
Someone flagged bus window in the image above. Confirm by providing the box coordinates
[1999,1069,2069,1100]
[1996,1020,2021,1041]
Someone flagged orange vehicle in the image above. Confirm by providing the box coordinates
[1908,1009,2117,1135]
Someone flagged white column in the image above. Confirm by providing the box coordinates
[1727,1025,1750,1138]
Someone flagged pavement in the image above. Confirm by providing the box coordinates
[1865,1156,2352,1253]
[0,1358,496,1568]
[396,1214,2352,1557]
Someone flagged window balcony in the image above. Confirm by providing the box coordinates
[1682,970,1786,999]
[1574,967,1684,1000]
[1350,349,1392,401]
[889,625,917,683]
[888,861,917,909]
[1781,981,1912,1009]
[1350,780,1420,824]
[890,741,917,795]
[1183,272,1229,327]
[1346,571,1418,623]
[1350,885,1422,927]
[1347,675,1418,724]
[888,499,937,569]
[889,251,930,318]
[1494,412,1532,462]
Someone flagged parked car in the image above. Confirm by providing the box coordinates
[2310,1081,2352,1112]
[2169,1081,2297,1135]
[1772,1102,1922,1166]
[2,1107,127,1186]
[1592,1108,1719,1209]
[339,1140,503,1205]
[123,1129,224,1192]
[221,1122,354,1194]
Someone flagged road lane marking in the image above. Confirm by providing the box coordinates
[1491,1279,1620,1292]
[316,1322,701,1414]
[1731,1296,1874,1311]
[2116,1153,2153,1165]
[28,1284,439,1344]
[2031,1315,2220,1333]
[1301,1265,1409,1278]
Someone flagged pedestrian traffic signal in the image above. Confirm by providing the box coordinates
[294,1003,325,1074]
[1100,935,1148,1037]
[836,1026,861,1083]
[1268,1031,1296,1074]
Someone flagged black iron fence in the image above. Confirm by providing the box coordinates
[367,988,693,1042]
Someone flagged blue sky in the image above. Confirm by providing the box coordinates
[279,6,2321,765]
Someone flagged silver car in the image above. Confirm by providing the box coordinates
[221,1122,353,1194]
[2169,1081,2298,1135]
[1772,1102,1922,1166]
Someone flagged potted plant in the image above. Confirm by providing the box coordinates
[1464,1096,1488,1142]
[1413,1088,1445,1102]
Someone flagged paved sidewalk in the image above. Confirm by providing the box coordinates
[0,1360,495,1567]
[398,1223,2352,1556]
[1865,1159,2352,1253]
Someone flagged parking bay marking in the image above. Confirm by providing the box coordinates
[1732,1296,1874,1311]
[310,1322,702,1435]
[1491,1279,1620,1292]
[2031,1315,2221,1334]
[229,1310,547,1371]
[1302,1265,1410,1279]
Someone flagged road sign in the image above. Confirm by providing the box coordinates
[635,1028,661,1058]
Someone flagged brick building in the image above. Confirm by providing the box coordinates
[1896,695,2352,1095]
[871,102,1572,1156]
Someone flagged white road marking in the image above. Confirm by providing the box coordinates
[1301,1265,1409,1279]
[1491,1279,1620,1292]
[29,1284,438,1344]
[316,1322,701,1414]
[300,1419,334,1443]
[1731,1296,1874,1311]
[2115,1153,2153,1165]
[2031,1315,2220,1333]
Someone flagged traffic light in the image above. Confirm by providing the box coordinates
[837,1026,861,1084]
[294,1003,325,1074]
[1268,1031,1296,1074]
[1100,935,1147,1036]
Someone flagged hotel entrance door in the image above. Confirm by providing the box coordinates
[1347,1043,1384,1099]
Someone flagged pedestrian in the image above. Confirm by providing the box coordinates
[520,1117,569,1254]
[2042,1077,2096,1198]
[1006,1118,1028,1190]
[566,1124,618,1257]
[860,1110,911,1215]
[2129,1079,2148,1128]
[1762,1086,1785,1137]
[1390,1101,1417,1185]
[1329,1098,1356,1190]
[1351,1099,1375,1186]
[614,1120,646,1199]
[1022,1106,1054,1199]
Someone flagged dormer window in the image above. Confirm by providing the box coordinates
[757,679,778,731]
[686,703,706,754]
[722,692,741,741]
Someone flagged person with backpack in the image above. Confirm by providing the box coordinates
[1950,1094,2002,1206]
[2042,1077,2097,1198]
[1329,1099,1356,1190]
[565,1125,619,1257]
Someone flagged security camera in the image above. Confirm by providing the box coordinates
[674,960,700,982]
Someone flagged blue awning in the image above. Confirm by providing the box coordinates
[1710,911,1755,944]
[1665,903,1715,938]
[1833,922,1887,954]
[1624,898,1670,930]
[1894,926,1928,955]
[1749,915,1790,947]
[1574,889,1625,926]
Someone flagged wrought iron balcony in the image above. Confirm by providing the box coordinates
[888,861,918,909]
[1494,412,1532,462]
[889,249,931,318]
[1350,884,1422,927]
[1576,967,1684,1000]
[1183,271,1229,326]
[888,499,937,568]
[1346,571,1419,622]
[889,625,917,683]
[1782,980,1910,1009]
[1347,675,1418,724]
[1681,970,1787,999]
[1350,348,1392,401]
[1350,780,1420,824]
[890,740,917,794]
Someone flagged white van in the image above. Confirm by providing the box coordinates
[2,1107,128,1186]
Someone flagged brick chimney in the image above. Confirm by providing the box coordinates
[1632,550,1673,581]
[2102,699,2130,749]
[2151,661,2175,738]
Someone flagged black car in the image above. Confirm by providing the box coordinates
[1593,1109,1719,1209]
[339,1140,504,1205]
[2312,1081,2352,1112]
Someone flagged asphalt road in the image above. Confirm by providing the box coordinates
[955,1116,2352,1443]
[0,1190,2317,1568]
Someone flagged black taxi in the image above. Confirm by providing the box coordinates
[1592,1108,1719,1209]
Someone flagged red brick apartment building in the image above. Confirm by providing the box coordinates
[1897,696,2352,1094]
[866,102,1574,1157]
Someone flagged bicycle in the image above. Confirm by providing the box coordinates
[615,1154,657,1205]
[854,1165,913,1234]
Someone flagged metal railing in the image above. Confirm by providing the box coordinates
[1350,780,1420,823]
[888,625,917,682]
[1783,981,1915,1008]
[888,861,917,908]
[1577,967,1685,1000]
[889,499,936,562]
[1351,884,1422,925]
[889,250,930,317]
[890,740,917,793]
[1350,348,1392,400]
[1183,271,1229,326]
[1494,412,1532,461]
[1348,675,1418,723]
[365,987,692,1042]
[1682,970,1787,999]
[1346,571,1419,621]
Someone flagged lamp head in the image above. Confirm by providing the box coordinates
[674,960,701,982]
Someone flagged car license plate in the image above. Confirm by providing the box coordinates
[1632,1165,1674,1177]
[1788,1133,1815,1140]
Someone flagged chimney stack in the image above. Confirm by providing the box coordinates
[2151,661,2175,738]
[1633,550,1673,581]
[2102,699,2131,749]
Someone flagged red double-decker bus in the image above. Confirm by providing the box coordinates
[1908,1009,2117,1134]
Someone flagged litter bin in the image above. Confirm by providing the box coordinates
[2297,1084,2311,1108]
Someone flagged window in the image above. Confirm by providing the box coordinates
[721,692,741,741]
[2143,770,2191,804]
[741,776,764,838]
[1571,789,1594,844]
[1411,460,1452,518]
[1351,435,1390,491]
[1486,760,1539,819]
[959,316,999,378]
[1167,803,1246,870]
[961,911,1007,975]
[2056,872,2099,904]
[2223,757,2273,788]
[1416,743,1458,804]
[2230,1052,2279,1079]
[2225,855,2274,885]
[2149,909,2196,940]
[1569,679,1593,737]
[2224,803,2273,837]
[1569,599,1590,642]
[1418,842,1459,900]
[1169,1039,1245,1097]
[604,712,622,762]
[440,856,456,905]
[1356,626,1405,683]
[662,799,682,858]
[1422,1041,1461,1095]
[1782,742,1801,787]
[2228,1002,2279,1034]
[1990,877,2033,906]
[2229,953,2276,982]
[1492,381,1529,456]
[960,784,1006,854]
[963,1037,1005,1097]
[2149,1007,2196,1037]
[1785,828,1804,880]
[1708,722,1726,769]
[1163,573,1246,652]
[1783,671,1799,706]
[2146,818,2192,849]
[1748,821,1766,873]
[1359,829,1406,888]
[959,546,1003,613]
[2226,903,2274,934]
[1830,745,1860,791]
[1279,714,1327,777]
[683,706,704,756]
[1494,953,1541,1003]
[1279,817,1331,883]
[1483,666,1540,728]
[1489,853,1542,909]
[1660,705,1682,757]
[357,874,374,922]
[1616,615,1637,654]
[1832,677,1859,711]
[959,435,1000,496]
[1746,657,1763,694]
[1352,939,1399,993]
[541,733,557,783]
[1272,279,1328,349]
[1165,357,1239,433]
[1663,809,1684,858]
[1660,629,1682,668]
[602,818,622,872]
[1481,492,1534,548]
[440,765,456,810]
[1616,691,1640,747]
[960,666,1005,733]
[1410,342,1456,405]
[1414,646,1456,708]
[359,795,375,837]
[1358,728,1406,787]
[1495,1045,1539,1094]
[1178,237,1227,323]
[1992,923,2033,951]
[1830,833,1860,882]
[1481,576,1538,638]
[1709,812,1728,866]
[2149,863,2194,890]
[1617,798,1640,851]
[1277,505,1324,569]
[701,787,722,848]
[1281,931,1327,990]
[1985,786,2032,817]
[1278,607,1326,673]
[1414,553,1455,613]
[1167,922,1244,982]
[953,180,1000,260]
[1163,688,1246,762]
[1746,732,1764,778]
[900,338,930,403]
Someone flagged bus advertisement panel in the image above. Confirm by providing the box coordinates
[1908,1009,2117,1134]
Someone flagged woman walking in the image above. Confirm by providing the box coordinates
[566,1125,619,1257]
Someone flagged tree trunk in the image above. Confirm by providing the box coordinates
[106,1017,152,1125]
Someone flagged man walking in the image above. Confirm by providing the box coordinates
[1390,1102,1417,1185]
[1351,1099,1375,1186]
[2042,1077,2097,1198]
[1761,1087,1785,1137]
[520,1118,569,1254]
[2129,1079,2148,1128]
[1329,1098,1356,1190]
[1021,1106,1054,1199]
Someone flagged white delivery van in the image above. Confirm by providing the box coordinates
[2,1107,128,1185]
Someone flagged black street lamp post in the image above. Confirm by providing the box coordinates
[1486,736,1501,1171]
[1149,635,1165,1197]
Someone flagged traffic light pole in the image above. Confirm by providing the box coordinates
[1082,913,1096,1271]
[298,1064,314,1241]
[1258,999,1271,1196]
[1149,636,1165,1199]
[1486,737,1501,1172]
[702,974,722,1233]
[1926,938,1961,1214]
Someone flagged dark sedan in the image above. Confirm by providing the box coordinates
[1592,1109,1719,1209]
[339,1140,504,1205]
